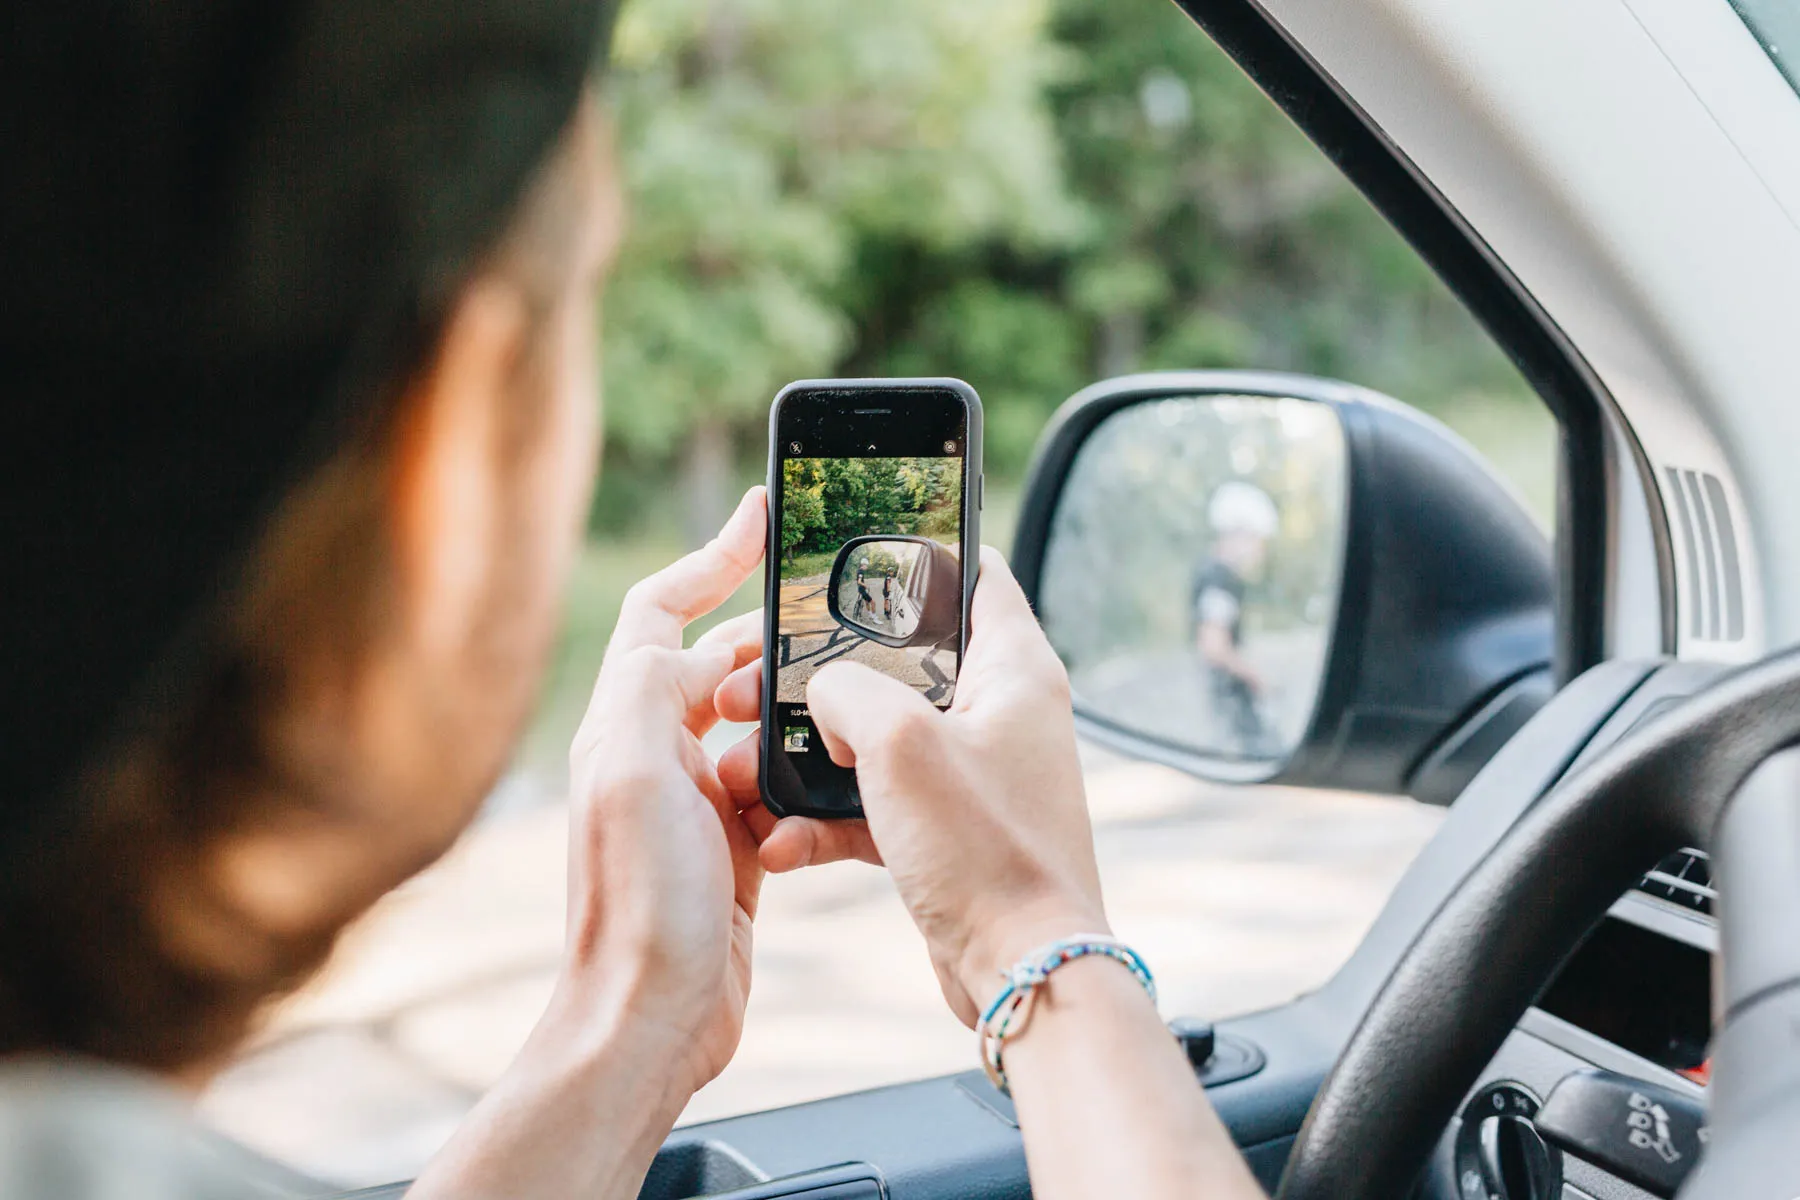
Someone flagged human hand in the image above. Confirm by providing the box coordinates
[546,487,766,1099]
[714,548,1106,1026]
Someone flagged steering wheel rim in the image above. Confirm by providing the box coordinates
[1275,646,1800,1200]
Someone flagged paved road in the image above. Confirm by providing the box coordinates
[198,740,1443,1188]
[776,574,955,702]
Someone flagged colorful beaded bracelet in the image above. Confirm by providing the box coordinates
[978,934,1157,1094]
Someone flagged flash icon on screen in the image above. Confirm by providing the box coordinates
[788,441,802,454]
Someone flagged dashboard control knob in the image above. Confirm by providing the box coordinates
[1474,1114,1558,1200]
[1168,1018,1215,1069]
[1454,1083,1562,1200]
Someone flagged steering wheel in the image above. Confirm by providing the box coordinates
[1275,646,1800,1200]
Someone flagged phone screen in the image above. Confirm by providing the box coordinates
[763,382,976,816]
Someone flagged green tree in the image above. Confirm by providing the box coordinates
[777,457,962,562]
[1046,0,1535,409]
[602,0,1078,542]
[594,0,1552,545]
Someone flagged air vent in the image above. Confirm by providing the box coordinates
[1664,468,1745,642]
[1637,847,1715,916]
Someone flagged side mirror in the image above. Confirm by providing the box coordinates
[828,535,962,649]
[1012,371,1554,802]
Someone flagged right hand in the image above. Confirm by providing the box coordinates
[717,548,1108,1026]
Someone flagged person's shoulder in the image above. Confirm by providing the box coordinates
[1192,559,1239,591]
[0,1057,288,1200]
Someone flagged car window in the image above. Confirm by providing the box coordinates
[198,0,1553,1185]
[1731,0,1800,93]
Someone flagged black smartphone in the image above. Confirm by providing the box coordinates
[761,378,982,818]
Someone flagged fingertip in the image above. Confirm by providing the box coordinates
[695,638,736,676]
[715,660,763,724]
[692,608,763,653]
[759,821,814,873]
[806,658,871,703]
[717,730,760,792]
[728,486,767,537]
[740,799,779,844]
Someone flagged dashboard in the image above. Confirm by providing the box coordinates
[1418,660,1728,1200]
[1430,871,1714,1200]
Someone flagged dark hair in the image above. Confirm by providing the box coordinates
[0,105,600,1072]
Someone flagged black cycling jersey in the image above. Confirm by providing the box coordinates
[1191,559,1248,646]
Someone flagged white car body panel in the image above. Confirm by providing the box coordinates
[1254,0,1800,659]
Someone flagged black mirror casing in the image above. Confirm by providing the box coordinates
[1014,371,1554,800]
[827,535,962,649]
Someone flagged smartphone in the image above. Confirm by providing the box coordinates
[761,378,982,818]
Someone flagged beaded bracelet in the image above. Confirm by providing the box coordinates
[978,933,1157,1094]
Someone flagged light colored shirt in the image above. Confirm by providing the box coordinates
[0,1058,325,1199]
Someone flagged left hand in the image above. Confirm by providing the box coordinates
[547,487,768,1099]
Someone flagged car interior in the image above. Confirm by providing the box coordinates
[317,0,1800,1197]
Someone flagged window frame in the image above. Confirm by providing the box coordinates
[1171,0,1652,680]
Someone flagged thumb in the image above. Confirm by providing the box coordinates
[965,547,1049,658]
[806,660,942,770]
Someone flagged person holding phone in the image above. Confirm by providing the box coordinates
[0,2,1265,1199]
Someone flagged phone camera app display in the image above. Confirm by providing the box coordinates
[775,453,963,709]
[764,381,976,816]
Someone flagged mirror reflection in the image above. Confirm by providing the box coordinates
[836,539,927,640]
[1038,395,1346,766]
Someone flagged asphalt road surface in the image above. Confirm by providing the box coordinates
[776,574,955,703]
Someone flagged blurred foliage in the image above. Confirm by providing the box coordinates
[601,0,1074,539]
[594,0,1550,545]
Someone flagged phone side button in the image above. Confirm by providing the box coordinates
[979,472,985,509]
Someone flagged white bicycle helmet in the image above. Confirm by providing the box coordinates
[1208,480,1279,538]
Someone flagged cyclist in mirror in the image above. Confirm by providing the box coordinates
[1193,481,1281,757]
[854,564,876,621]
[0,2,1265,1198]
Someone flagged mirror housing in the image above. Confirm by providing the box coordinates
[1013,371,1554,802]
[827,535,962,649]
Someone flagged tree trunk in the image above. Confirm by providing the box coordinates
[1097,309,1144,377]
[682,418,734,548]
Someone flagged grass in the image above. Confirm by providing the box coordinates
[779,549,837,580]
